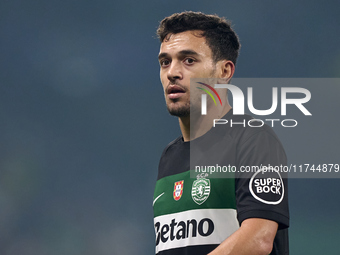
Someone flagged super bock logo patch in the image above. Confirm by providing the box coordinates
[191,178,211,205]
[173,180,184,201]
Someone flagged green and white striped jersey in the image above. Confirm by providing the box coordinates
[153,111,289,255]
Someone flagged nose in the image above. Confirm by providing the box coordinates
[167,61,183,83]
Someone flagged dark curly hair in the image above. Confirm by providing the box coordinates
[157,11,241,65]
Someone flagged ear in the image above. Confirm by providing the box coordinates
[218,60,235,81]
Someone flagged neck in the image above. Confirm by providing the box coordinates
[179,103,232,142]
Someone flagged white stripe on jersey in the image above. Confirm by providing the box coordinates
[154,208,239,254]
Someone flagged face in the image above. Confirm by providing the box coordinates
[158,30,220,117]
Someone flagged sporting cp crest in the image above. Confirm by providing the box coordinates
[173,180,184,201]
[191,178,211,205]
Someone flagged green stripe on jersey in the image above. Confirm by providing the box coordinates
[153,170,236,217]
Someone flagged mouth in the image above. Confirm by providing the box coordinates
[166,84,186,99]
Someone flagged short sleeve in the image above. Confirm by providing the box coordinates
[235,128,289,229]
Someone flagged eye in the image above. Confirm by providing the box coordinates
[160,59,170,67]
[184,58,195,65]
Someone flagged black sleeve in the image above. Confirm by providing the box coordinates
[235,127,289,229]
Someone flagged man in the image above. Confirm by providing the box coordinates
[153,11,289,255]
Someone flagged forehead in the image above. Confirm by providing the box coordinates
[159,30,212,57]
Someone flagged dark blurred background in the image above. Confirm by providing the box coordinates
[0,0,339,254]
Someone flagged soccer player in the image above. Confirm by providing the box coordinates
[153,11,289,255]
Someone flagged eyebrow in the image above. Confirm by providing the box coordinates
[158,50,200,60]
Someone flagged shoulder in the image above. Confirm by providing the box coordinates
[157,136,190,180]
[160,136,183,158]
[215,113,283,149]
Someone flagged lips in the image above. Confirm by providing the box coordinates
[167,85,186,99]
[167,85,185,94]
